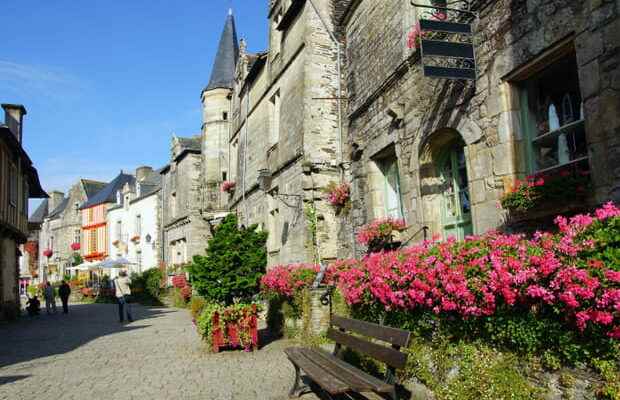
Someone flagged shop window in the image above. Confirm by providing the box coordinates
[519,53,588,174]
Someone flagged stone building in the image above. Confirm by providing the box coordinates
[161,135,208,267]
[38,179,106,281]
[19,199,48,291]
[226,0,343,268]
[107,166,161,276]
[200,10,238,223]
[0,104,46,318]
[337,0,620,257]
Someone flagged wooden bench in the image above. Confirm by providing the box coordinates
[284,315,411,399]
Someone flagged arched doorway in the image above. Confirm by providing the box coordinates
[438,142,472,239]
[418,128,473,240]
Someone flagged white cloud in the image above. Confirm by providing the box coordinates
[0,60,88,103]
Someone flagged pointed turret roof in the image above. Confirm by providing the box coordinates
[205,10,239,92]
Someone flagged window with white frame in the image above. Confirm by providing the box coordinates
[518,52,588,174]
[74,229,81,245]
[135,214,142,236]
[116,220,122,241]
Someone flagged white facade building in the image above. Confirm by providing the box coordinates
[106,167,161,277]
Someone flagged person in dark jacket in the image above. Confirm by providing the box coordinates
[58,281,71,314]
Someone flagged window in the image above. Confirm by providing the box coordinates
[74,202,79,215]
[74,229,81,245]
[269,90,281,146]
[8,162,17,206]
[171,193,177,218]
[88,208,94,224]
[223,112,228,121]
[136,183,141,197]
[116,220,122,241]
[272,10,283,58]
[135,215,142,236]
[376,157,405,219]
[89,230,96,253]
[116,191,122,205]
[519,52,588,174]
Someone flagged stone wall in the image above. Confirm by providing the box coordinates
[228,0,343,268]
[339,0,620,258]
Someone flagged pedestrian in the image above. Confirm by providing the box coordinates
[43,282,57,314]
[26,295,41,316]
[113,271,133,323]
[58,280,71,314]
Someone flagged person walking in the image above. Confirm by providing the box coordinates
[43,282,57,314]
[58,280,71,314]
[113,271,133,323]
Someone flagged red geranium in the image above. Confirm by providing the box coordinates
[43,249,53,258]
[70,243,80,251]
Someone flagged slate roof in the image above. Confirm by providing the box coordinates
[81,179,107,199]
[80,172,136,209]
[48,197,70,219]
[205,12,239,92]
[177,136,201,152]
[29,199,49,223]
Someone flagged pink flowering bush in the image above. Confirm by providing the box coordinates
[260,264,321,298]
[263,203,620,366]
[324,181,351,215]
[220,181,236,194]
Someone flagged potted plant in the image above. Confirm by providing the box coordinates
[356,218,407,254]
[324,181,351,216]
[220,181,236,194]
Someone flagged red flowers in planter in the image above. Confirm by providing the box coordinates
[356,218,406,246]
[220,181,236,194]
[208,304,260,352]
[42,249,53,258]
[172,274,188,288]
[70,243,80,251]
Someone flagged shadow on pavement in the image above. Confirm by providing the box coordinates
[0,303,173,369]
[0,375,30,385]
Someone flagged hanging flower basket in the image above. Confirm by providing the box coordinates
[220,181,236,194]
[130,235,140,243]
[42,249,53,258]
[324,181,351,216]
[70,242,81,251]
[112,240,120,247]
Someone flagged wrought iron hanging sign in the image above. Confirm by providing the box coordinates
[410,1,477,80]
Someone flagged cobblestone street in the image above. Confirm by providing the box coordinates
[0,304,321,400]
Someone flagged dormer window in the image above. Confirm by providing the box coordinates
[116,191,122,205]
[136,183,141,197]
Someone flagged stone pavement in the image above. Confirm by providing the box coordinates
[0,303,324,400]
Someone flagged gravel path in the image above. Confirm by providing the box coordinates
[0,303,323,400]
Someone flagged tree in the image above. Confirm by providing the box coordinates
[188,214,268,305]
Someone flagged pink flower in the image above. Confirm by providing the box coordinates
[595,202,620,220]
[220,181,236,193]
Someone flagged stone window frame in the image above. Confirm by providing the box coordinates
[269,89,281,147]
[503,36,589,177]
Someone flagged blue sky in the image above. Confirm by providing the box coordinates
[0,1,268,211]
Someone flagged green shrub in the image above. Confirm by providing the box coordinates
[188,214,267,305]
[190,296,206,320]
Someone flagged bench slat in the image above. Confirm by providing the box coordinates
[331,316,411,348]
[304,348,394,393]
[284,347,350,394]
[327,328,408,370]
[298,348,374,392]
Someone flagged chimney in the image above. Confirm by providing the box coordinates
[2,104,27,143]
[135,166,153,182]
[48,191,65,214]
